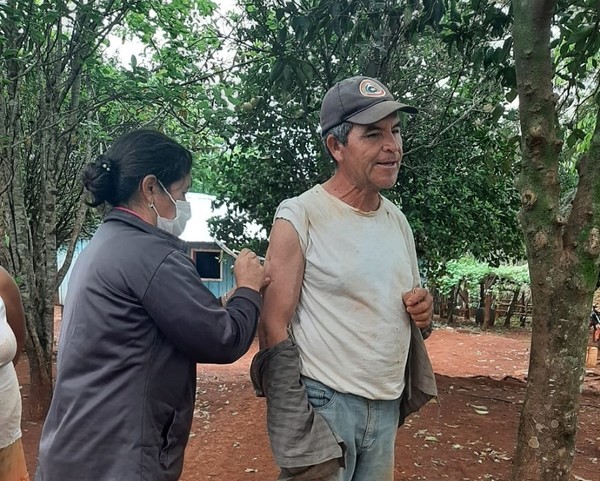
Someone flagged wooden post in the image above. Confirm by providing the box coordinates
[586,347,598,368]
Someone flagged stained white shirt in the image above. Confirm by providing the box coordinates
[275,185,420,400]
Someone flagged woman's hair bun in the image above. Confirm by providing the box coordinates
[81,154,116,207]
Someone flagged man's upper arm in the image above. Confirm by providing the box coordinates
[259,218,305,349]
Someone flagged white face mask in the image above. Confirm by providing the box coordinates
[152,180,192,237]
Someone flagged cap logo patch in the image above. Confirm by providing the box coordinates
[359,79,386,97]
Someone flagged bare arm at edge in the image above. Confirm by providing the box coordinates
[258,219,305,349]
[0,266,26,364]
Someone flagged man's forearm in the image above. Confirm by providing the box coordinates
[258,319,291,349]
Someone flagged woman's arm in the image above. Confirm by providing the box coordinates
[0,266,26,364]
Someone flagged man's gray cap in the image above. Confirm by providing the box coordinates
[320,76,418,133]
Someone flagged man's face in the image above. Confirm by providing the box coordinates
[329,113,403,193]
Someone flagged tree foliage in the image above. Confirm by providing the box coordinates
[437,256,530,314]
[0,0,223,417]
[201,0,524,271]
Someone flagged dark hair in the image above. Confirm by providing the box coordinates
[82,129,193,207]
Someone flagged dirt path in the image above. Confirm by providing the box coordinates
[19,324,600,480]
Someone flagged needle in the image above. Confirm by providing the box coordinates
[214,239,265,262]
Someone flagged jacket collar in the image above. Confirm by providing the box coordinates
[104,208,189,252]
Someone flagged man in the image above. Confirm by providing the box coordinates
[252,76,437,481]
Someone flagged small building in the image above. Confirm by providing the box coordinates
[57,193,237,304]
[179,193,236,298]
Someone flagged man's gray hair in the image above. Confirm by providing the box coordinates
[322,122,352,162]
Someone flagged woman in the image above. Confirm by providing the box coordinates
[0,265,29,481]
[35,129,268,481]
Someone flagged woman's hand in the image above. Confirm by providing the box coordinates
[233,248,271,292]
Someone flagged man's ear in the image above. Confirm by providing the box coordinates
[140,174,158,205]
[326,135,344,163]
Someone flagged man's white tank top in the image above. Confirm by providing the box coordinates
[275,185,420,400]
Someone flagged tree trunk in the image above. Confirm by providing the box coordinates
[519,292,528,327]
[511,1,600,479]
[482,291,493,331]
[513,296,591,481]
[432,287,441,317]
[482,275,496,330]
[7,130,54,418]
[1,0,139,420]
[504,289,520,328]
[25,306,54,420]
[446,285,457,325]
[462,288,470,320]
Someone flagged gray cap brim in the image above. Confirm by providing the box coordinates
[346,100,418,125]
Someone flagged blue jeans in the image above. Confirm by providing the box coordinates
[302,376,402,481]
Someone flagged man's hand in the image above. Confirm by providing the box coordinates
[402,287,433,329]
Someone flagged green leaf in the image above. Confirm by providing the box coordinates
[565,25,594,45]
[491,104,504,123]
[269,60,285,84]
[505,89,518,103]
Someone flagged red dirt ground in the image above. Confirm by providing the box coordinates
[17,317,600,481]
